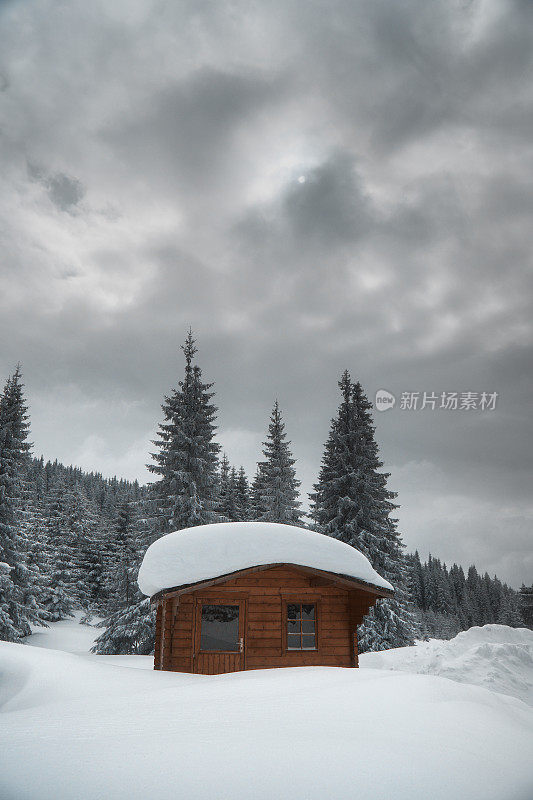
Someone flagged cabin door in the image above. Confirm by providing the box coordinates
[193,598,246,674]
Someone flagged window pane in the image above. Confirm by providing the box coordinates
[302,604,315,620]
[302,620,315,634]
[287,620,300,634]
[287,634,301,650]
[287,604,301,620]
[200,604,239,651]
[302,635,316,650]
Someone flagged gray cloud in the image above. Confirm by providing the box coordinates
[0,0,532,587]
[46,173,85,212]
[27,163,85,212]
[102,66,287,196]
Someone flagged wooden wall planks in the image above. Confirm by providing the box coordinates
[158,564,380,674]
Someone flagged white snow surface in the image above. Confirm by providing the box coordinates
[27,611,153,670]
[1,623,532,800]
[27,611,103,655]
[360,624,533,706]
[137,521,393,596]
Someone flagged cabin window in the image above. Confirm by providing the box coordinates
[286,603,316,650]
[200,604,240,651]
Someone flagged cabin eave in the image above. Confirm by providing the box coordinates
[149,561,394,606]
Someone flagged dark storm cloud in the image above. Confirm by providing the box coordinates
[46,173,85,212]
[103,67,286,192]
[282,152,373,245]
[28,163,85,212]
[0,0,532,586]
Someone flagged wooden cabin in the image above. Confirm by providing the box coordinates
[138,521,393,675]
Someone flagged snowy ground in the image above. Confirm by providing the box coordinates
[0,621,532,800]
[27,612,152,670]
[360,624,533,706]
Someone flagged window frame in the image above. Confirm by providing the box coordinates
[194,598,246,655]
[281,596,320,653]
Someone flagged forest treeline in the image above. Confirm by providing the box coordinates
[0,337,525,654]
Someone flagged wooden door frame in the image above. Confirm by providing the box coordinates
[192,596,247,673]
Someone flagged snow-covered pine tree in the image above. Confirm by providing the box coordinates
[91,499,155,654]
[234,466,250,521]
[310,371,415,651]
[43,484,77,621]
[497,585,523,627]
[93,332,223,655]
[216,453,231,516]
[215,454,240,520]
[148,331,221,532]
[254,401,302,525]
[0,367,45,640]
[250,466,268,520]
[68,483,105,614]
[405,552,526,638]
[407,551,425,609]
[104,500,142,611]
[17,456,51,626]
[91,597,155,655]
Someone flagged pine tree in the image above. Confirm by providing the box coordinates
[250,466,268,520]
[148,331,221,532]
[234,467,250,521]
[215,454,239,520]
[310,371,415,651]
[43,484,77,621]
[405,553,526,639]
[497,587,523,627]
[0,562,21,640]
[94,332,223,655]
[68,484,105,613]
[0,368,44,640]
[91,597,155,655]
[254,401,302,525]
[18,458,51,626]
[407,551,425,609]
[104,500,142,611]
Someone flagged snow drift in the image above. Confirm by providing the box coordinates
[1,637,533,800]
[137,520,393,596]
[360,624,533,706]
[1,622,532,799]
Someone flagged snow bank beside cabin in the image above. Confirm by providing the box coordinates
[1,642,532,800]
[360,624,533,706]
[137,521,393,596]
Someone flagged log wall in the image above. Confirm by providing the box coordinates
[156,565,380,674]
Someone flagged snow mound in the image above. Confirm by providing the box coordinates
[360,624,533,706]
[137,521,393,596]
[1,642,532,800]
[0,642,179,713]
[27,610,102,654]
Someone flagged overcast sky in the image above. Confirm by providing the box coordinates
[1,0,532,587]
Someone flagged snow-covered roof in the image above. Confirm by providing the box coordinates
[137,521,393,597]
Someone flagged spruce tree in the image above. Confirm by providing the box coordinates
[0,368,45,640]
[250,466,268,520]
[497,587,523,627]
[94,332,223,655]
[103,500,141,611]
[215,454,239,520]
[69,484,105,613]
[43,484,77,621]
[310,371,415,651]
[91,597,155,655]
[18,458,51,626]
[234,466,250,521]
[92,500,154,654]
[254,401,302,525]
[148,331,221,532]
